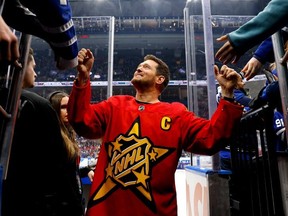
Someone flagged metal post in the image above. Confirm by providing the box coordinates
[183,7,193,111]
[184,4,200,166]
[0,34,32,179]
[190,15,199,116]
[0,0,5,14]
[271,32,288,149]
[201,0,219,170]
[271,31,288,216]
[107,16,115,98]
[201,0,216,118]
[184,5,199,115]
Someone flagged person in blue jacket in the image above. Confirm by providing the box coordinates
[216,85,252,170]
[215,0,288,65]
[3,0,78,70]
[258,69,287,152]
[242,30,288,80]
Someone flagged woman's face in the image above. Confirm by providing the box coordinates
[60,96,69,124]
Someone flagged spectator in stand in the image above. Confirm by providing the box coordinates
[266,68,287,152]
[215,0,288,65]
[216,84,252,170]
[21,48,37,88]
[48,90,95,183]
[2,48,85,216]
[67,48,244,216]
[251,65,287,152]
[234,30,288,151]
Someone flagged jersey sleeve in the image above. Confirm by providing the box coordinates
[68,82,107,139]
[181,99,243,155]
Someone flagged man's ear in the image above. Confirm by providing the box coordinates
[156,75,165,85]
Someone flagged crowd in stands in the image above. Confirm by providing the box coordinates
[73,16,185,35]
[31,15,250,83]
[33,48,189,82]
[31,16,220,82]
[77,137,101,159]
[72,16,249,35]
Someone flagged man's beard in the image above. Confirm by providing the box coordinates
[131,77,152,90]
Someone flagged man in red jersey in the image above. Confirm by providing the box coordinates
[68,48,244,216]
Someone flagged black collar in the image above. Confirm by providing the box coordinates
[135,100,151,104]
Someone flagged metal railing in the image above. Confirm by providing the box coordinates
[229,105,284,216]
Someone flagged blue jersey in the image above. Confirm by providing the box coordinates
[273,110,286,151]
[4,0,78,70]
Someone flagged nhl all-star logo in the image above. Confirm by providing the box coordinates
[109,134,152,188]
[88,117,174,212]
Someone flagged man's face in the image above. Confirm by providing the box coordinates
[22,55,37,88]
[131,59,158,88]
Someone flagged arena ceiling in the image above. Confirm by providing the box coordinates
[31,0,269,57]
[69,0,269,17]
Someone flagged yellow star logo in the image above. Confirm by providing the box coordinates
[132,167,150,189]
[88,117,175,212]
[148,149,158,162]
[111,138,123,153]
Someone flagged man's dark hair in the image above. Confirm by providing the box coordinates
[28,48,34,62]
[144,54,170,92]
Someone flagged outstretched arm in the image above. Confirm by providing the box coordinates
[215,0,288,65]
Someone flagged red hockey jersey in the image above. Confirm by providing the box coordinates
[68,83,243,216]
